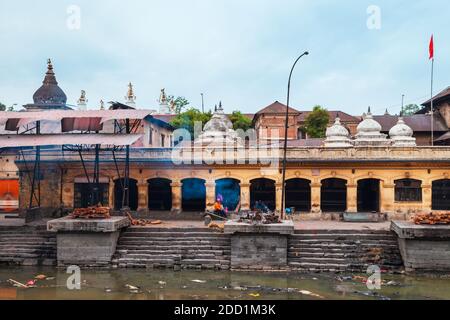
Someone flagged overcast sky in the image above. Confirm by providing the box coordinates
[0,0,449,115]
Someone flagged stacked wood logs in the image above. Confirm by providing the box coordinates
[413,212,450,225]
[264,213,281,224]
[70,206,111,219]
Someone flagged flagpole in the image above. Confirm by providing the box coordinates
[431,57,434,146]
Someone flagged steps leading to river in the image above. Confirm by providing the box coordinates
[288,229,403,273]
[0,226,57,266]
[112,227,231,270]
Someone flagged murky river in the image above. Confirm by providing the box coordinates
[0,267,449,300]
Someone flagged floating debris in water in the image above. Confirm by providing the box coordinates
[248,293,260,297]
[125,284,139,291]
[191,279,206,283]
[158,281,166,286]
[298,290,324,299]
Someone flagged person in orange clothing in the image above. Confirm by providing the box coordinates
[214,194,226,217]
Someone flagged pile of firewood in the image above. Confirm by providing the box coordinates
[70,206,111,219]
[264,213,281,224]
[413,212,450,225]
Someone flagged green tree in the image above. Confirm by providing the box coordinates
[167,95,189,114]
[229,111,252,131]
[302,105,330,138]
[0,102,6,111]
[170,108,212,138]
[402,104,421,116]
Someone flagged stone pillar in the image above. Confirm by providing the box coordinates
[346,183,357,213]
[239,183,250,211]
[108,181,114,209]
[61,182,74,208]
[310,182,321,213]
[380,182,395,213]
[275,183,282,212]
[206,181,216,211]
[171,181,182,212]
[422,184,432,212]
[137,181,148,212]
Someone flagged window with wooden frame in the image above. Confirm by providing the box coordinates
[394,178,422,202]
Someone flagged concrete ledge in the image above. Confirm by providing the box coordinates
[47,216,130,233]
[391,220,450,239]
[391,220,450,271]
[224,220,294,235]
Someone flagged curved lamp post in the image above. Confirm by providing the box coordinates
[280,51,309,219]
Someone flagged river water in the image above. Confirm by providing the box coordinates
[0,267,449,300]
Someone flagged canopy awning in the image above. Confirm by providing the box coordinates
[0,110,153,131]
[0,133,142,148]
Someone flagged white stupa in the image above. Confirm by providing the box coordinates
[324,115,353,147]
[354,107,390,146]
[389,116,416,147]
[194,102,243,147]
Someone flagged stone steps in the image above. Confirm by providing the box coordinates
[287,230,403,272]
[0,226,57,266]
[113,227,231,270]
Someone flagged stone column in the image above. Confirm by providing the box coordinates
[422,183,432,212]
[205,180,216,211]
[171,181,182,212]
[310,182,321,213]
[380,182,395,213]
[346,183,357,213]
[108,181,114,209]
[61,181,74,208]
[137,181,148,212]
[239,183,250,211]
[275,183,283,212]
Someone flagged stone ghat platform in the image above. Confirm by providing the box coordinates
[224,221,295,269]
[47,216,130,267]
[391,221,450,272]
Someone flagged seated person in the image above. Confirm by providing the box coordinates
[254,200,270,213]
[214,198,226,217]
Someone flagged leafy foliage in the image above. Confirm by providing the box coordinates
[402,104,421,116]
[167,95,189,114]
[229,111,252,131]
[0,102,6,111]
[302,105,330,138]
[170,108,212,138]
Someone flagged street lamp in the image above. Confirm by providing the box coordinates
[280,51,309,219]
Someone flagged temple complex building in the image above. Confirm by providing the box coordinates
[2,60,450,219]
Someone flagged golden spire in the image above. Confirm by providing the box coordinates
[159,88,167,104]
[47,58,53,71]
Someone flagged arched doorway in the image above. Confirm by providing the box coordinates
[285,178,311,212]
[148,178,172,211]
[321,178,347,212]
[250,178,275,210]
[357,179,380,212]
[215,178,240,212]
[181,178,206,212]
[114,178,138,211]
[432,179,450,210]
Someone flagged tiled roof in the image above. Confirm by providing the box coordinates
[422,86,450,107]
[255,101,301,115]
[298,110,359,122]
[373,114,448,132]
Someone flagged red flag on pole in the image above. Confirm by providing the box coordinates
[429,35,434,60]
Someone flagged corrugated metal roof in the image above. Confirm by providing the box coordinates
[0,134,142,148]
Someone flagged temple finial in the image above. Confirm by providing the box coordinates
[368,106,371,114]
[125,82,136,104]
[100,99,105,110]
[47,58,53,70]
